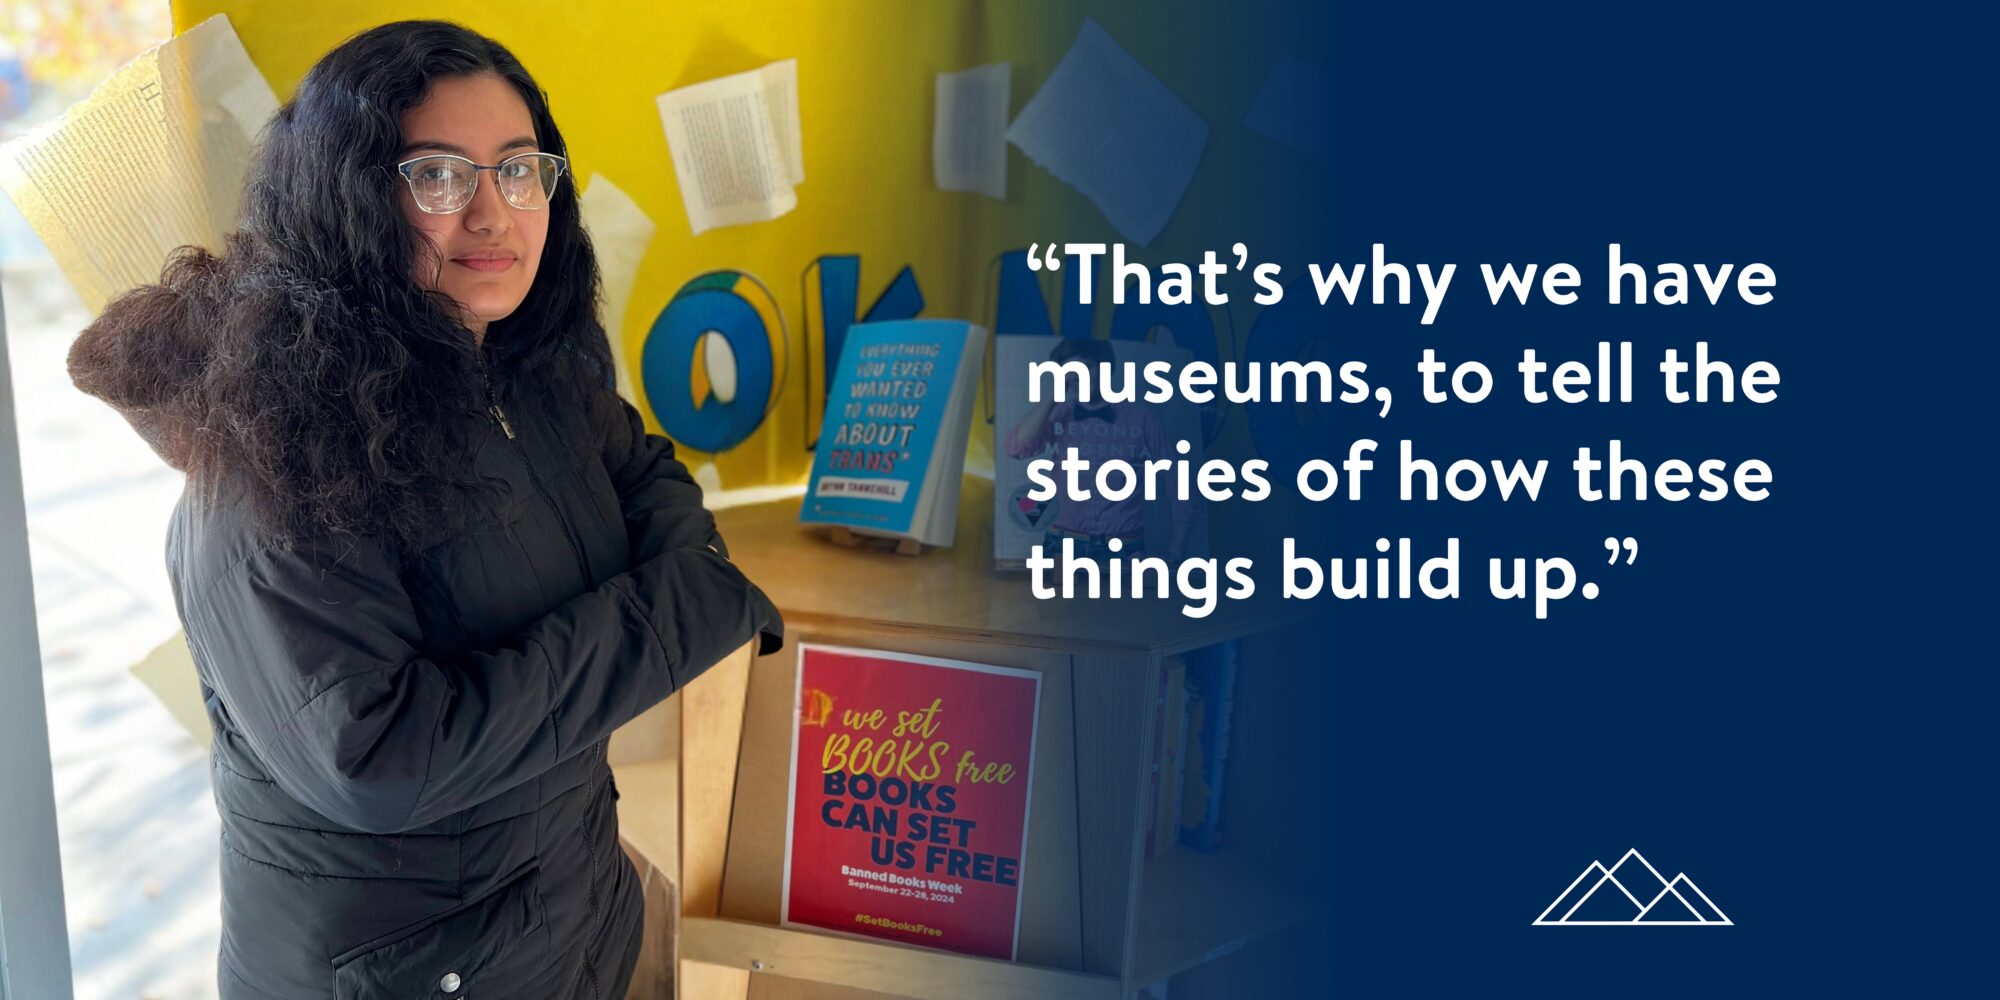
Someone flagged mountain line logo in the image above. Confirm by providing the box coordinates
[1533,848,1733,926]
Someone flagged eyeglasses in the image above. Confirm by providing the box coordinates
[395,152,568,215]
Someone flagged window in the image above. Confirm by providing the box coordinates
[1,5,213,998]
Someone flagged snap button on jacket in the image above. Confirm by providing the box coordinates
[159,342,783,998]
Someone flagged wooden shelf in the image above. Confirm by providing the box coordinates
[681,917,1121,1000]
[712,476,1297,656]
[1130,846,1321,987]
[608,489,1321,997]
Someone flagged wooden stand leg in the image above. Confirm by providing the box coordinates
[678,640,757,1000]
[677,962,751,1000]
[828,526,926,557]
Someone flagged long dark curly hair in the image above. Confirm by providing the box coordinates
[67,20,608,553]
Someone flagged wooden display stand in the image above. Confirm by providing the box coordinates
[610,478,1324,999]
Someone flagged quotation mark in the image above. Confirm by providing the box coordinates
[1604,536,1639,566]
[1025,243,1062,272]
[1581,536,1639,601]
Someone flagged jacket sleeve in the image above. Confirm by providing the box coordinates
[184,532,775,835]
[591,376,722,562]
[584,353,785,657]
[568,329,717,562]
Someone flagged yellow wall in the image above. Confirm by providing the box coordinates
[171,1,1301,491]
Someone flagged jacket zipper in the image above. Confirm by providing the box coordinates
[479,351,596,583]
[478,354,516,438]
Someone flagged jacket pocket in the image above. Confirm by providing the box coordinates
[330,864,551,999]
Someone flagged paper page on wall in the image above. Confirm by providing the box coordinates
[656,58,805,235]
[0,14,277,314]
[933,62,1010,200]
[578,174,655,405]
[1005,18,1207,245]
[129,632,208,749]
[1244,54,1331,162]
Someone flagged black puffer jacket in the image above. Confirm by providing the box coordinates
[76,301,781,997]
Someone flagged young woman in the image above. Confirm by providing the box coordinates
[67,21,781,999]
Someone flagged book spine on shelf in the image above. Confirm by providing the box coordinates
[1179,641,1237,852]
[1160,668,1184,856]
[1158,661,1191,857]
[1144,659,1169,853]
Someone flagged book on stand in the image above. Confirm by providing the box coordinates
[802,319,986,548]
[991,334,1207,569]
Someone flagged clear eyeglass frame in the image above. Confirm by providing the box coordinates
[394,151,569,215]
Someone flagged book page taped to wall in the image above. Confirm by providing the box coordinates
[934,62,1010,200]
[0,15,277,315]
[656,58,804,235]
[578,173,655,406]
[130,631,209,750]
[1005,18,1206,246]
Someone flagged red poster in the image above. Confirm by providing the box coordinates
[782,644,1041,960]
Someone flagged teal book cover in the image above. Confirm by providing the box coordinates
[801,319,983,544]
